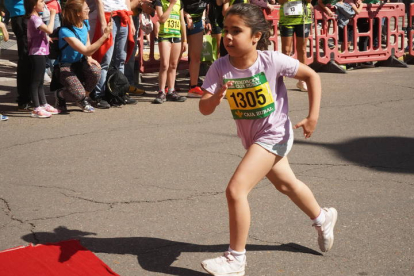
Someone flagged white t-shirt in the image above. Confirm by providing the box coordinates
[202,50,299,149]
[103,0,128,12]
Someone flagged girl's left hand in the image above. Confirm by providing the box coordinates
[293,117,318,139]
[87,58,101,69]
[181,41,188,53]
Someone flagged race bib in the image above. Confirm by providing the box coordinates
[164,14,181,35]
[224,72,275,120]
[284,1,304,16]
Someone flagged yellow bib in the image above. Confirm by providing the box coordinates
[224,72,275,120]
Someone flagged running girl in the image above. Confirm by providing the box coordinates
[199,4,337,276]
[153,0,187,104]
[25,0,59,118]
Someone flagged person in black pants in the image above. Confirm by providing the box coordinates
[4,0,32,110]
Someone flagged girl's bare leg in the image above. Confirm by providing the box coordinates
[158,41,172,91]
[227,144,277,252]
[166,42,182,90]
[188,31,204,86]
[296,37,308,64]
[281,36,293,56]
[266,156,321,219]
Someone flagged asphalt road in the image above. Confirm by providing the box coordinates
[0,46,413,275]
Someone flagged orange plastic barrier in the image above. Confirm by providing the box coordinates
[313,3,407,72]
[263,8,280,52]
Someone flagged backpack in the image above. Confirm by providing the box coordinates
[49,25,80,60]
[104,66,130,107]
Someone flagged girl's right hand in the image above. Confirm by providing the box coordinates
[50,8,57,16]
[213,81,233,104]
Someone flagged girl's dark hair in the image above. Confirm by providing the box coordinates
[24,0,39,16]
[225,3,271,51]
[62,0,84,27]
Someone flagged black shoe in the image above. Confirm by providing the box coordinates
[93,98,111,109]
[152,91,166,104]
[123,93,138,105]
[166,91,187,102]
[17,103,33,111]
[55,89,68,113]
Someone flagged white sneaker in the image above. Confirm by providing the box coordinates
[201,251,246,276]
[296,80,308,92]
[313,207,338,252]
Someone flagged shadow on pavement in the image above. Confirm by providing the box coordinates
[21,226,321,276]
[295,136,414,174]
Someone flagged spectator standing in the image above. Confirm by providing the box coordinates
[25,0,60,118]
[335,0,362,52]
[125,0,154,95]
[182,0,209,98]
[278,0,313,92]
[207,0,224,57]
[90,0,136,108]
[0,13,9,121]
[4,0,32,110]
[153,0,187,103]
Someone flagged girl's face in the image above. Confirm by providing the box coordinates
[223,14,261,58]
[79,2,90,20]
[34,0,45,13]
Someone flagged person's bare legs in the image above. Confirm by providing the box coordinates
[227,144,277,251]
[188,31,204,87]
[266,156,321,219]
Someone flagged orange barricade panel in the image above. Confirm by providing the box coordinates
[314,3,407,68]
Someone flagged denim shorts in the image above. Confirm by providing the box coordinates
[187,20,204,36]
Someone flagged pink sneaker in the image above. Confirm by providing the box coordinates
[31,107,51,118]
[187,86,204,98]
[42,104,60,114]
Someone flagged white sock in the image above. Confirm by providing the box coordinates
[228,247,246,263]
[312,208,326,226]
[167,88,174,94]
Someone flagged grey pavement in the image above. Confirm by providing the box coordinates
[0,31,414,276]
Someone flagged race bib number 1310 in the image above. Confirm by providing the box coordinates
[224,72,275,120]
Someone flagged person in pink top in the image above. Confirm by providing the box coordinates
[199,4,338,276]
[25,0,60,118]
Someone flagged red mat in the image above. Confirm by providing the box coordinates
[0,240,120,276]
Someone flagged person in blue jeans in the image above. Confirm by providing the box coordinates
[90,0,136,108]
